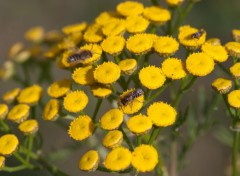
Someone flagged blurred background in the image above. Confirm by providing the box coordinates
[0,0,240,175]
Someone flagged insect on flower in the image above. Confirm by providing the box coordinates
[191,29,205,39]
[67,48,93,66]
[119,88,144,107]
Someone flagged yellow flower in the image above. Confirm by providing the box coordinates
[62,22,87,35]
[43,45,61,59]
[100,109,124,130]
[90,84,112,98]
[8,42,31,63]
[95,11,121,26]
[178,25,206,50]
[68,115,94,141]
[143,6,171,24]
[24,26,44,42]
[44,30,63,43]
[80,44,102,65]
[131,144,158,172]
[186,52,214,77]
[101,36,125,55]
[42,99,60,121]
[230,63,240,79]
[18,119,39,135]
[0,61,14,81]
[7,104,30,123]
[225,42,240,58]
[72,66,95,86]
[118,89,144,114]
[232,29,240,42]
[228,90,240,109]
[127,114,152,135]
[162,58,187,79]
[139,66,166,89]
[165,0,184,6]
[116,1,144,17]
[79,150,99,172]
[147,102,177,127]
[102,19,126,36]
[118,59,137,75]
[48,79,72,98]
[17,85,42,105]
[0,156,5,170]
[125,15,149,34]
[0,134,19,156]
[83,24,104,43]
[211,78,232,94]
[0,104,8,120]
[126,33,153,55]
[102,130,123,149]
[153,36,179,57]
[206,38,221,46]
[201,43,228,63]
[63,91,88,113]
[94,62,121,84]
[104,147,132,171]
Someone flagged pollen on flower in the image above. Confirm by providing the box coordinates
[227,90,240,109]
[116,1,144,17]
[0,104,8,120]
[7,104,30,123]
[101,35,125,55]
[102,130,123,149]
[17,85,42,105]
[80,44,102,65]
[211,78,232,94]
[127,114,152,135]
[90,84,112,98]
[230,63,240,79]
[18,119,39,135]
[100,109,124,130]
[143,6,171,24]
[0,134,19,156]
[47,79,72,98]
[72,66,95,86]
[125,15,150,34]
[79,150,100,172]
[42,99,60,121]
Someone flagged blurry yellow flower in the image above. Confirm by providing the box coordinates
[43,45,61,59]
[42,99,60,121]
[126,33,153,55]
[131,144,158,172]
[0,134,19,156]
[63,91,88,113]
[83,24,104,43]
[0,61,14,81]
[90,84,112,98]
[7,104,30,123]
[139,66,166,89]
[72,66,95,86]
[116,1,144,17]
[25,26,44,42]
[186,52,214,77]
[206,38,221,46]
[104,147,132,171]
[94,62,121,84]
[228,90,240,109]
[102,19,126,36]
[0,156,5,170]
[165,0,184,6]
[143,6,171,24]
[101,36,125,55]
[8,42,31,63]
[126,15,149,34]
[147,102,177,127]
[62,22,87,35]
[118,59,137,75]
[2,88,21,104]
[201,43,228,62]
[100,109,124,130]
[225,42,240,58]
[127,114,152,135]
[162,58,187,79]
[17,85,42,105]
[153,36,179,57]
[80,44,102,65]
[95,11,121,26]
[230,63,240,79]
[44,30,63,43]
[232,29,240,42]
[68,115,94,141]
[211,78,232,94]
[0,104,8,120]
[79,150,99,172]
[18,119,39,135]
[102,130,123,149]
[57,38,76,50]
[48,79,72,98]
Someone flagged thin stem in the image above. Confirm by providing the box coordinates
[222,95,235,119]
[137,135,142,146]
[119,126,134,151]
[169,141,177,176]
[148,127,161,145]
[218,63,232,77]
[232,129,239,176]
[26,135,34,162]
[92,98,103,122]
[13,152,33,169]
[0,120,10,132]
[2,165,28,172]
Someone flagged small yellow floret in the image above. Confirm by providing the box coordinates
[7,104,30,123]
[101,36,125,55]
[0,134,19,156]
[0,104,8,120]
[83,24,104,43]
[225,42,240,58]
[228,90,240,109]
[143,6,171,24]
[232,29,240,42]
[18,119,39,135]
[95,11,121,26]
[62,22,87,35]
[0,156,5,169]
[117,1,144,17]
[42,99,60,121]
[79,150,99,172]
[126,15,149,34]
[102,19,126,36]
[166,0,184,6]
[230,63,240,79]
[17,85,42,105]
[202,43,228,62]
[90,84,112,98]
[211,78,232,94]
[102,130,123,149]
[162,58,187,79]
[25,26,44,42]
[118,59,137,75]
[2,88,20,104]
[72,66,95,86]
[127,114,152,135]
[100,109,124,130]
[48,79,72,98]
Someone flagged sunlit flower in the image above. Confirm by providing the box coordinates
[232,29,240,42]
[118,58,137,75]
[95,11,121,26]
[62,22,87,35]
[101,36,125,55]
[162,58,187,79]
[90,84,112,98]
[80,44,102,65]
[230,63,240,79]
[116,1,144,17]
[165,0,184,6]
[0,156,5,170]
[143,6,171,24]
[211,78,232,94]
[0,104,8,120]
[102,130,123,149]
[2,88,21,104]
[18,119,39,135]
[228,90,240,109]
[42,99,60,121]
[79,150,99,172]
[24,26,44,42]
[7,104,30,123]
[201,43,228,62]
[102,19,126,36]
[100,109,124,130]
[206,38,221,46]
[17,85,42,105]
[72,66,95,86]
[127,114,152,135]
[83,23,104,43]
[48,79,72,98]
[225,42,240,58]
[125,15,149,34]
[0,134,19,156]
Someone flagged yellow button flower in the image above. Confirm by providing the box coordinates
[72,65,95,86]
[211,78,232,94]
[232,29,240,42]
[147,102,177,127]
[7,104,30,123]
[127,114,152,135]
[225,42,240,58]
[17,85,42,105]
[95,11,121,26]
[48,79,72,98]
[230,63,240,79]
[43,45,61,59]
[186,52,214,77]
[101,36,125,55]
[228,90,240,109]
[118,59,137,75]
[63,91,88,113]
[62,22,87,35]
[0,134,19,156]
[2,88,20,104]
[83,24,104,43]
[0,61,14,81]
[0,104,8,120]
[153,36,179,57]
[102,130,123,149]
[42,99,60,121]
[79,150,99,172]
[0,156,5,170]
[201,43,228,63]
[143,6,171,24]
[18,119,39,135]
[166,0,184,6]
[126,15,149,34]
[131,144,158,172]
[139,66,166,89]
[94,62,121,84]
[162,58,187,80]
[80,44,102,65]
[24,26,44,43]
[68,115,94,141]
[206,38,221,46]
[104,147,132,171]
[126,33,153,55]
[116,1,144,17]
[102,19,126,37]
[90,84,112,98]
[100,109,124,130]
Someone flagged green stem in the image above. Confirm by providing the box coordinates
[13,152,33,169]
[97,166,133,173]
[218,63,232,77]
[222,95,235,119]
[170,140,177,176]
[120,126,134,151]
[26,135,34,162]
[151,0,159,5]
[137,135,142,146]
[92,98,103,122]
[148,127,161,145]
[2,165,28,172]
[0,120,10,132]
[232,125,239,176]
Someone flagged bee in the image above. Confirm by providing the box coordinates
[191,29,205,39]
[119,88,144,107]
[67,49,93,66]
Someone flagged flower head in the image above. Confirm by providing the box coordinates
[165,0,184,6]
[206,38,221,46]
[17,85,42,105]
[143,6,171,24]
[2,88,21,104]
[48,79,72,98]
[125,15,149,34]
[101,36,125,55]
[127,114,152,135]
[116,1,144,17]
[228,90,240,109]
[100,109,124,130]
[147,102,177,127]
[0,134,19,156]
[0,61,14,81]
[90,84,112,98]
[42,99,60,121]
[211,78,232,94]
[102,130,123,149]
[83,24,104,43]
[24,26,44,42]
[225,42,240,58]
[0,104,8,120]
[80,44,102,65]
[162,58,187,79]
[0,156,5,170]
[95,11,121,26]
[18,119,39,135]
[62,22,87,35]
[230,63,240,79]
[102,19,126,36]
[232,29,240,42]
[68,115,94,141]
[79,150,99,172]
[118,59,137,75]
[7,104,30,123]
[72,66,95,86]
